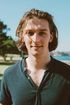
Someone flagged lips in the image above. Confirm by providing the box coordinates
[31,46,43,47]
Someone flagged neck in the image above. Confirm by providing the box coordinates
[26,53,51,70]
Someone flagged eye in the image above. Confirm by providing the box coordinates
[27,31,34,36]
[38,31,46,36]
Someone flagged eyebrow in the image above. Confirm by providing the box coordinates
[38,29,48,31]
[25,29,48,32]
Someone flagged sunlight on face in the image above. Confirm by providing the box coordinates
[22,18,53,57]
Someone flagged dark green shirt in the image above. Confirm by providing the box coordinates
[0,57,70,105]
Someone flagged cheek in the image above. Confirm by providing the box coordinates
[24,36,31,47]
[43,37,51,47]
[43,36,50,43]
[46,35,52,43]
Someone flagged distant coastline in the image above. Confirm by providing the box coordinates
[53,55,70,61]
[51,51,70,57]
[53,55,70,65]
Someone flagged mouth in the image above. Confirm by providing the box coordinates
[31,46,43,48]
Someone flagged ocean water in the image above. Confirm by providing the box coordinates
[53,55,70,61]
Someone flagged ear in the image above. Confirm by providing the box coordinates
[49,34,53,43]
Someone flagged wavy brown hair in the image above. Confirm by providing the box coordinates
[16,8,58,53]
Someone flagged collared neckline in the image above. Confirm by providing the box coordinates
[21,56,55,73]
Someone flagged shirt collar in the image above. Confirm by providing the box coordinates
[21,56,55,73]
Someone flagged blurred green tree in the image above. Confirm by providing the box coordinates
[0,20,20,61]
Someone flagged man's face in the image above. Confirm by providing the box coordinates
[22,18,53,56]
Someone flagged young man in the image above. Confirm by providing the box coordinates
[0,9,70,105]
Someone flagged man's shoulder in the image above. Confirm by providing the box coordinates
[53,57,70,70]
[3,60,23,77]
[52,57,70,80]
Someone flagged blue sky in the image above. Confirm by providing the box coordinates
[0,0,70,51]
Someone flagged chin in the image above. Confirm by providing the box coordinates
[32,52,39,56]
[31,51,42,57]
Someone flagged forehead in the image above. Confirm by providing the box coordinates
[24,18,49,31]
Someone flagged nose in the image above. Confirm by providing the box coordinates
[31,33,41,43]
